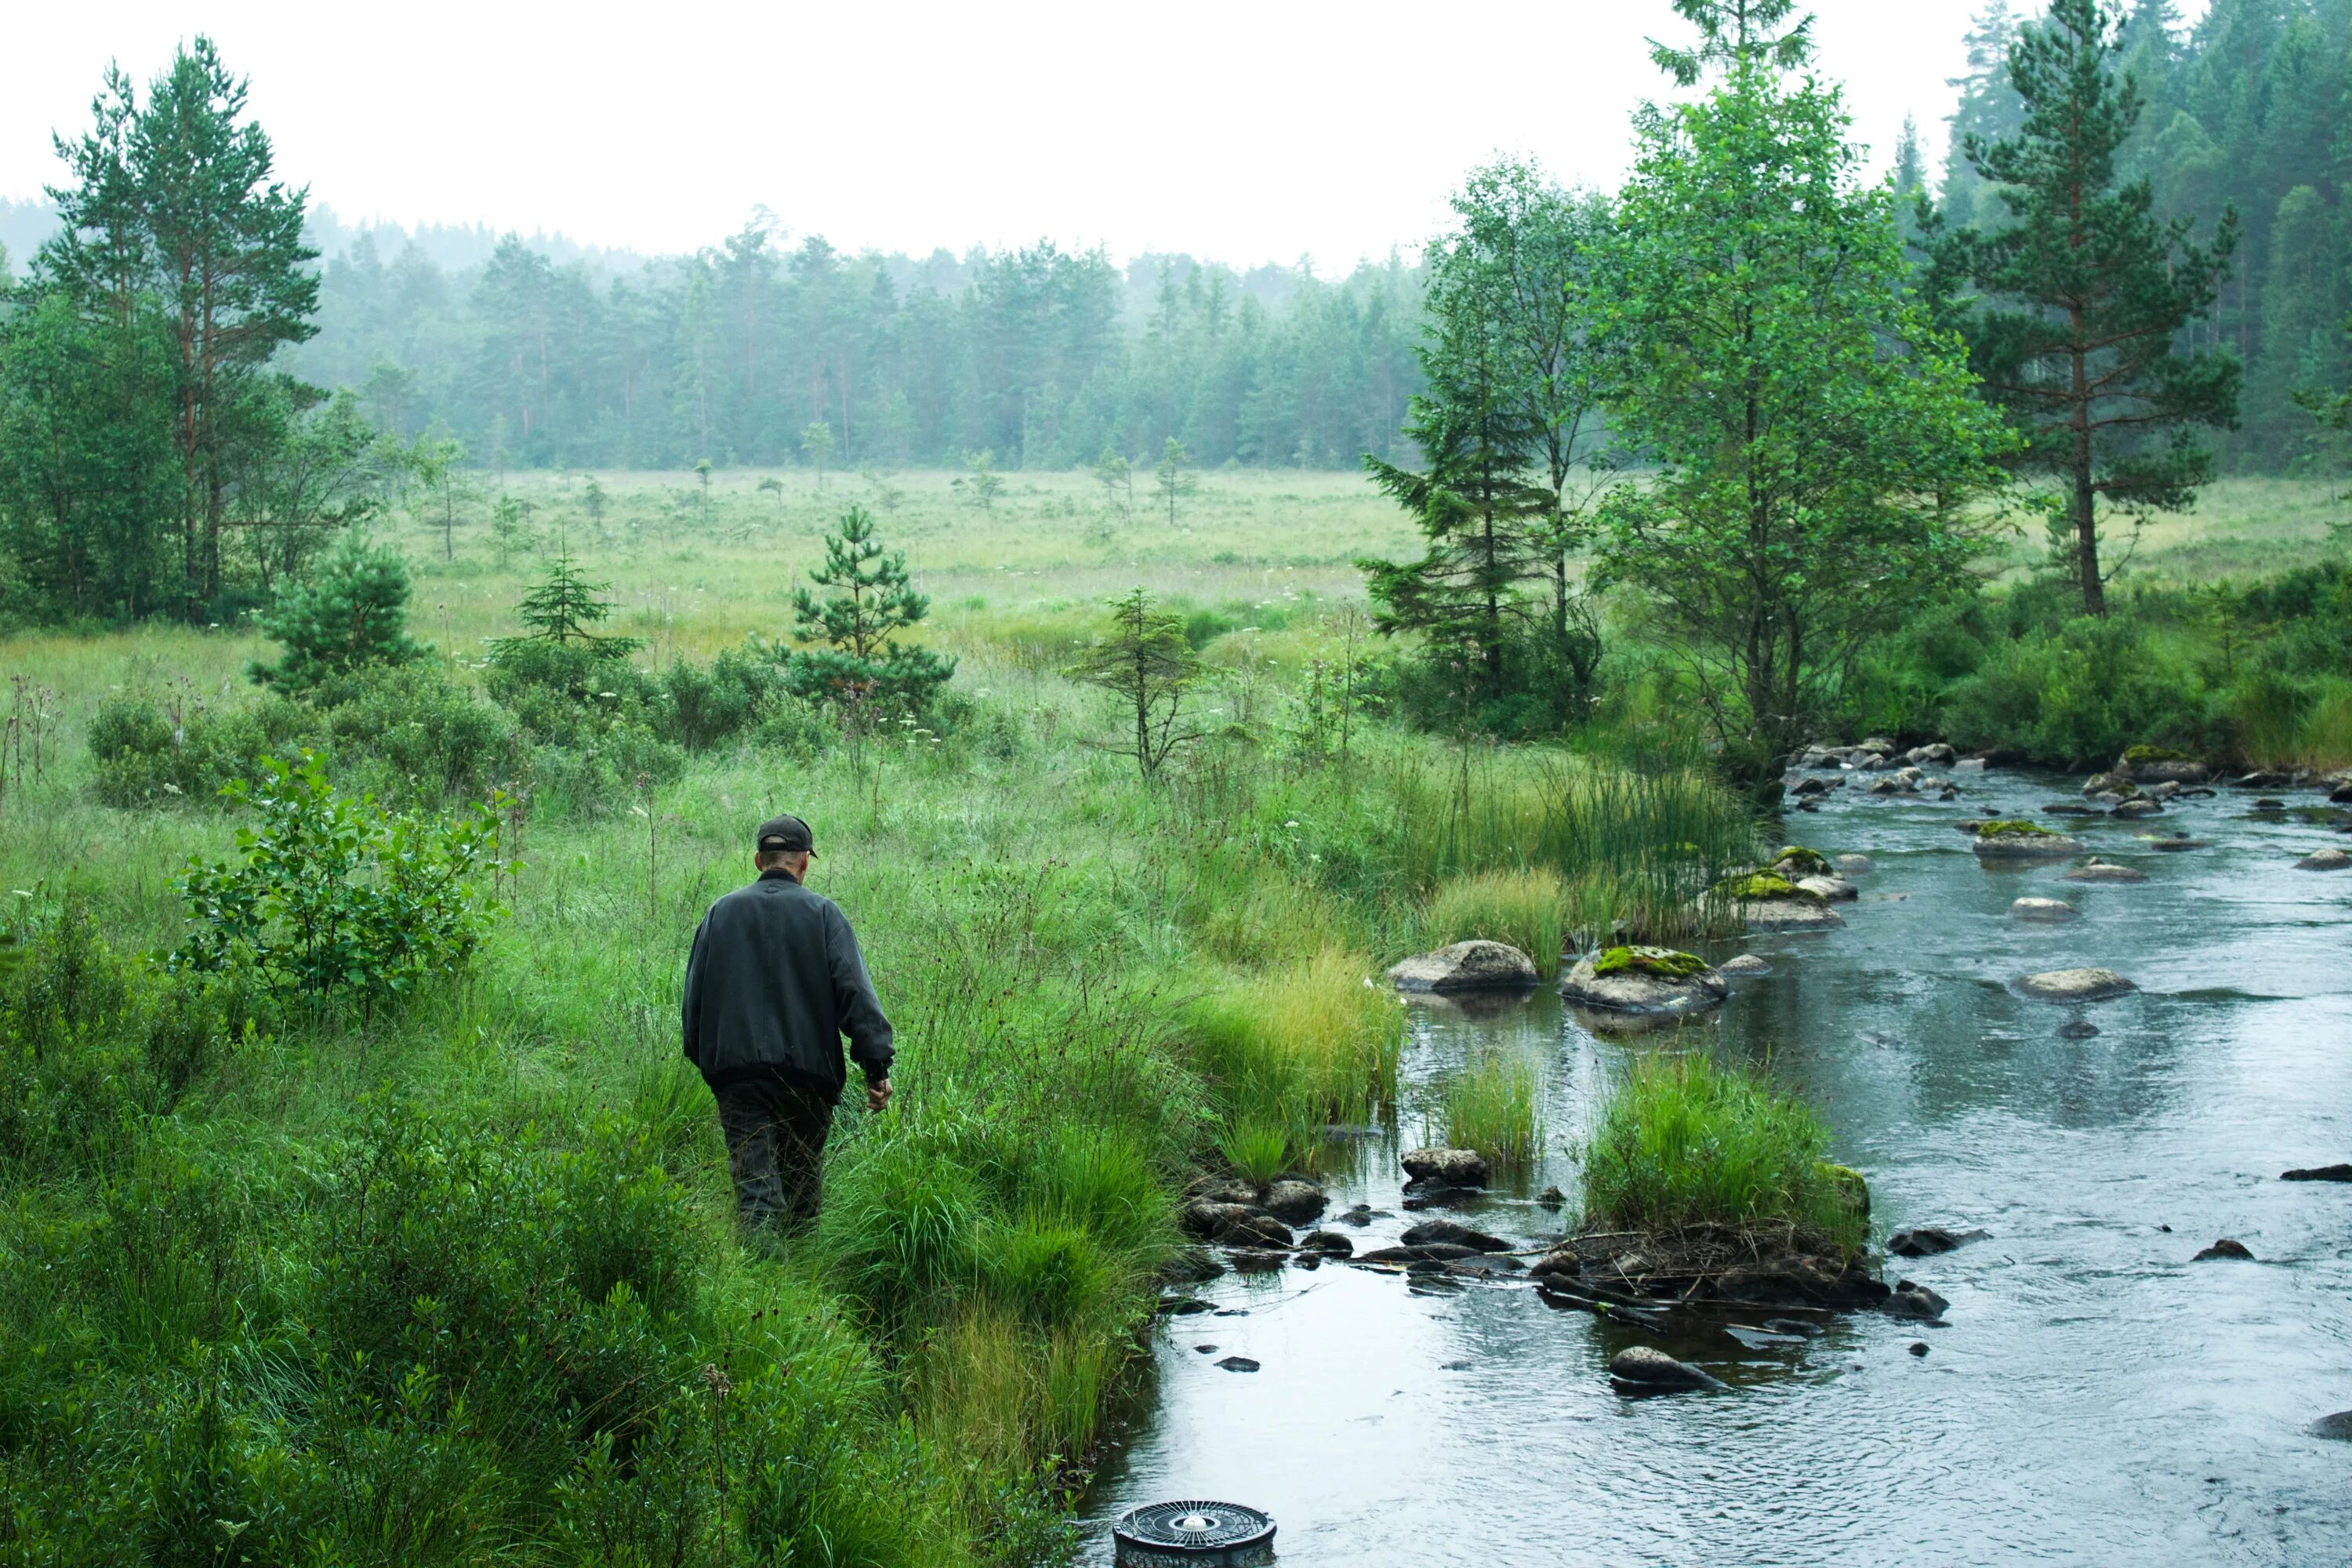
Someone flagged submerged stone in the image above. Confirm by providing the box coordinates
[2192,1238,2254,1261]
[1215,1355,1261,1372]
[2293,848,2351,871]
[1719,953,1772,976]
[1388,939,1541,993]
[1401,1218,1511,1252]
[1835,853,1875,874]
[2011,897,2078,921]
[2282,1163,2352,1182]
[2016,967,2136,1003]
[2064,858,2147,884]
[1888,1226,1991,1258]
[2312,1411,2352,1442]
[1609,1345,1723,1393]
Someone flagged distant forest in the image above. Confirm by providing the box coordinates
[0,0,2345,484]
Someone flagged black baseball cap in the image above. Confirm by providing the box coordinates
[755,813,815,855]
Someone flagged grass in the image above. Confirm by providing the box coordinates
[1426,866,1570,976]
[1184,946,1405,1139]
[1580,1054,1867,1258]
[1441,1051,1543,1174]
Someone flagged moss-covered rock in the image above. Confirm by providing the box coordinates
[1974,821,2083,859]
[1592,945,1709,979]
[1716,870,1828,905]
[1769,846,1831,877]
[2122,744,2189,764]
[1975,819,2053,838]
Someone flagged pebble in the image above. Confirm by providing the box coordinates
[1908,1341,1930,1357]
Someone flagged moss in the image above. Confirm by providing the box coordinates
[1590,944,1710,979]
[1714,870,1825,903]
[1769,845,1831,877]
[2122,743,2190,763]
[1975,819,2054,838]
[1817,1162,1870,1218]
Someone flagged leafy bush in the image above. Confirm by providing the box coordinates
[86,685,309,807]
[648,641,796,751]
[169,751,511,1006]
[1581,1054,1864,1257]
[482,636,651,742]
[310,662,521,804]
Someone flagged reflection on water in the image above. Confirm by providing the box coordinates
[1081,776,2352,1565]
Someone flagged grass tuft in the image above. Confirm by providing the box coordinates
[1426,866,1570,976]
[1441,1051,1542,1174]
[1580,1054,1866,1257]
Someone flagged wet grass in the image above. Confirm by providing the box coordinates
[1441,1051,1544,1174]
[1580,1054,1865,1258]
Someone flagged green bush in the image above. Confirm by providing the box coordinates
[1581,1054,1864,1257]
[482,637,651,743]
[649,641,786,750]
[249,532,426,691]
[311,662,521,804]
[86,686,309,807]
[169,752,512,1006]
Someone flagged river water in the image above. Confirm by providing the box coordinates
[1080,773,2352,1566]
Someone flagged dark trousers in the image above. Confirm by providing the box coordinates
[713,1079,836,1232]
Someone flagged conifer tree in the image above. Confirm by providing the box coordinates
[249,532,423,689]
[1923,0,2239,615]
[1065,587,1207,779]
[783,506,953,713]
[501,546,639,652]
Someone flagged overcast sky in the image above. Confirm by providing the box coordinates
[4,0,2002,268]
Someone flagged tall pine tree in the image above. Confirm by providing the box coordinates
[1925,0,2240,615]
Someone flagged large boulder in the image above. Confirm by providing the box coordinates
[1973,822,2084,859]
[1260,1179,1328,1225]
[1715,871,1846,931]
[2064,857,2147,884]
[2117,750,2209,785]
[1388,939,1541,993]
[2293,848,2351,872]
[1795,875,1858,902]
[1401,1146,1490,1189]
[2016,967,2136,1003]
[1559,947,1730,1016]
[1179,1200,1293,1249]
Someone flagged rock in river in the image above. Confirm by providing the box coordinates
[1609,1345,1724,1393]
[1835,853,1875,874]
[1886,1279,1951,1321]
[1888,1226,1991,1258]
[1401,1218,1512,1253]
[2011,897,2078,921]
[1215,1355,1261,1373]
[2293,847,2351,872]
[1719,953,1772,976]
[1388,938,1541,993]
[1297,1229,1355,1257]
[1180,1200,1293,1249]
[1796,874,1859,902]
[2192,1238,2255,1261]
[1715,870,1847,930]
[1973,822,2085,859]
[2112,797,2164,818]
[1402,1146,1490,1189]
[1260,1179,1327,1225]
[2016,967,2136,1003]
[2282,1163,2352,1182]
[2312,1411,2352,1442]
[2064,858,2147,884]
[1560,947,1731,1016]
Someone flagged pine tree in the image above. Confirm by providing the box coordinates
[1925,0,2240,615]
[250,532,423,690]
[783,506,954,713]
[1064,587,1207,778]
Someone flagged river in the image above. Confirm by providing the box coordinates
[1080,771,2352,1566]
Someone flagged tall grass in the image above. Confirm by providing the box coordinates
[1581,1054,1865,1257]
[1441,1051,1543,1173]
[1426,867,1569,975]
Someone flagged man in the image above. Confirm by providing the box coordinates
[681,812,894,1234]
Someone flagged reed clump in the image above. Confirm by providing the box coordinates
[1426,866,1569,976]
[1441,1050,1543,1174]
[1581,1054,1866,1258]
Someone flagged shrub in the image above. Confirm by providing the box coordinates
[1441,1051,1542,1173]
[86,685,309,807]
[1426,866,1569,976]
[169,751,512,1006]
[649,641,787,750]
[311,662,520,804]
[482,636,650,743]
[1581,1054,1864,1256]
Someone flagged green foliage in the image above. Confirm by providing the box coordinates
[1922,0,2240,615]
[249,531,423,690]
[169,751,511,1004]
[1426,866,1570,976]
[1214,1118,1293,1187]
[1152,437,1196,526]
[1581,1053,1864,1256]
[85,684,308,806]
[1713,870,1819,903]
[1183,947,1403,1130]
[1976,819,2055,837]
[784,506,956,717]
[1590,944,1708,979]
[1441,1051,1542,1173]
[1065,586,1208,777]
[495,545,639,652]
[1598,39,2011,785]
[306,662,518,804]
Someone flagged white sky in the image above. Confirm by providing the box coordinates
[4,0,1992,268]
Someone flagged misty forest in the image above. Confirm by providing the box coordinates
[1,0,2350,1563]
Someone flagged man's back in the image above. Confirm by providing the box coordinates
[681,869,893,1099]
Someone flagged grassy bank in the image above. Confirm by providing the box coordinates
[0,493,1764,1567]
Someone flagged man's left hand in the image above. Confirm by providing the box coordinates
[866,1076,892,1112]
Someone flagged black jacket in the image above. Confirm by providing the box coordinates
[681,869,894,1099]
